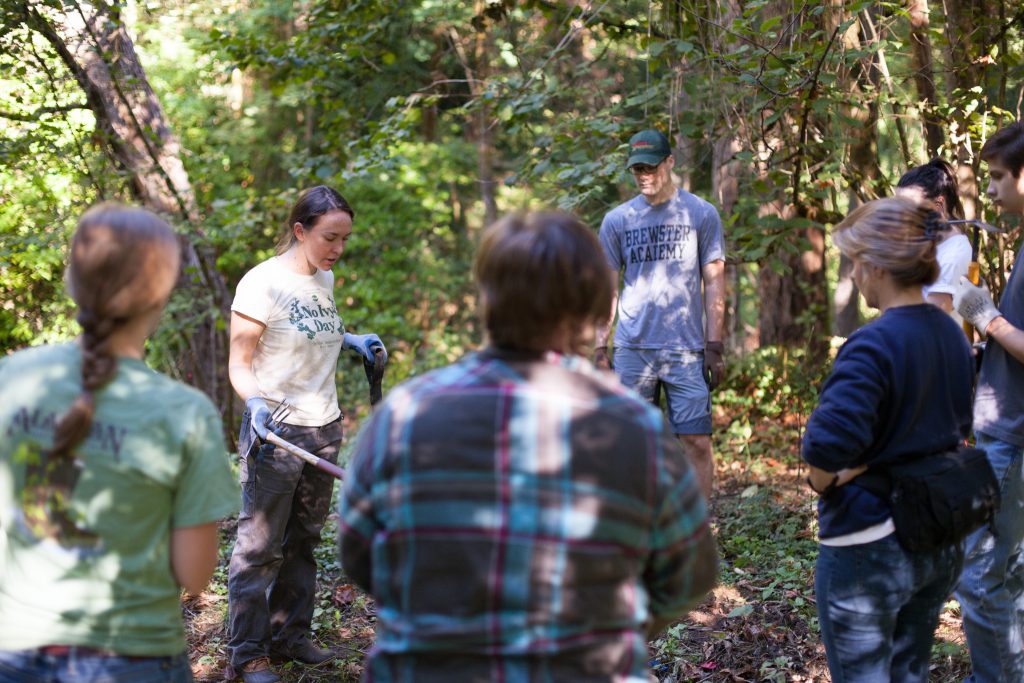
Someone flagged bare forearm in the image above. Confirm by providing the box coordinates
[986,316,1024,365]
[702,261,725,342]
[228,313,266,401]
[926,291,954,314]
[595,286,619,348]
[171,523,220,596]
[228,363,261,402]
[647,614,678,640]
[647,527,718,638]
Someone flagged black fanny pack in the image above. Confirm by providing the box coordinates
[855,445,1000,553]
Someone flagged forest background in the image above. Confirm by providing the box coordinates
[2,0,1024,680]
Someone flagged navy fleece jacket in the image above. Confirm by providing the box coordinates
[802,304,973,539]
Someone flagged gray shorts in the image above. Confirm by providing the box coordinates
[613,346,711,435]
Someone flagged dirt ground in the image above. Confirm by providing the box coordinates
[185,450,973,682]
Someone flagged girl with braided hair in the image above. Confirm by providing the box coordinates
[0,204,238,682]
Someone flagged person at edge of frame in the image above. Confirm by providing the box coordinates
[895,157,970,316]
[0,203,239,683]
[803,197,973,682]
[952,120,1024,683]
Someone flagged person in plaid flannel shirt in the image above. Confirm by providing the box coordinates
[339,210,718,682]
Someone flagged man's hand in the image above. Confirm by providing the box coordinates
[343,332,388,365]
[703,341,725,390]
[246,397,274,440]
[594,346,612,370]
[955,277,1001,335]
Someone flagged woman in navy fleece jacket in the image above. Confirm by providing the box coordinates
[802,197,974,683]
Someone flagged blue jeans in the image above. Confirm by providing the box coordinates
[816,534,962,683]
[954,433,1024,683]
[0,649,191,683]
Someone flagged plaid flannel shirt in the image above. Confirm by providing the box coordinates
[339,348,716,682]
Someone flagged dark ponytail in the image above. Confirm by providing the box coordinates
[896,158,965,220]
[275,186,355,254]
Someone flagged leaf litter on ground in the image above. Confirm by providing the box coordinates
[183,407,973,681]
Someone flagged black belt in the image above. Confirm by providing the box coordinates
[35,645,155,661]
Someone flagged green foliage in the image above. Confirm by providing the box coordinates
[716,486,819,621]
[715,343,834,466]
[0,172,82,350]
[6,0,1024,395]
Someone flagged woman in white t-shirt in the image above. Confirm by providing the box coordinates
[895,158,971,315]
[226,186,387,683]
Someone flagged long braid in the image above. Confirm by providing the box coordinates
[49,308,121,462]
[24,203,178,544]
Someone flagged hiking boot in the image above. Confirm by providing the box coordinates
[271,638,335,665]
[240,657,280,683]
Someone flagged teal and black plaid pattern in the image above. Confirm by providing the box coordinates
[340,348,714,682]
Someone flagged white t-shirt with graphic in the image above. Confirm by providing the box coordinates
[232,257,344,426]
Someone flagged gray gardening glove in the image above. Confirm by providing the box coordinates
[954,277,1001,334]
[343,332,388,365]
[246,397,274,440]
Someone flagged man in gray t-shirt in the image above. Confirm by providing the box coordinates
[595,129,725,499]
[951,121,1024,683]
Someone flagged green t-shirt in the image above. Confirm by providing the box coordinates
[0,343,239,655]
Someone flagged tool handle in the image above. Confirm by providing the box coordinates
[265,432,345,480]
[967,261,981,285]
[963,261,982,340]
[364,346,386,406]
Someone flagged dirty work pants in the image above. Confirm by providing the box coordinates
[227,414,342,669]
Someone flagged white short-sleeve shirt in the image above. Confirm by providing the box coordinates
[232,257,345,426]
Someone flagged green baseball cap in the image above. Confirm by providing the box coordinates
[626,129,672,168]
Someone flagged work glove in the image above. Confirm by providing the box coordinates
[704,341,725,391]
[343,332,388,365]
[594,346,612,370]
[246,397,274,440]
[954,277,1001,335]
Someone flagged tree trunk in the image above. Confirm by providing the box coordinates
[702,0,744,351]
[27,3,232,413]
[756,202,828,352]
[712,130,743,351]
[943,0,987,219]
[473,2,498,227]
[448,8,498,228]
[833,7,886,335]
[907,0,944,157]
[753,0,831,357]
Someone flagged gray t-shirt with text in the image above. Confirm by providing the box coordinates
[599,189,725,351]
[975,256,1024,447]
